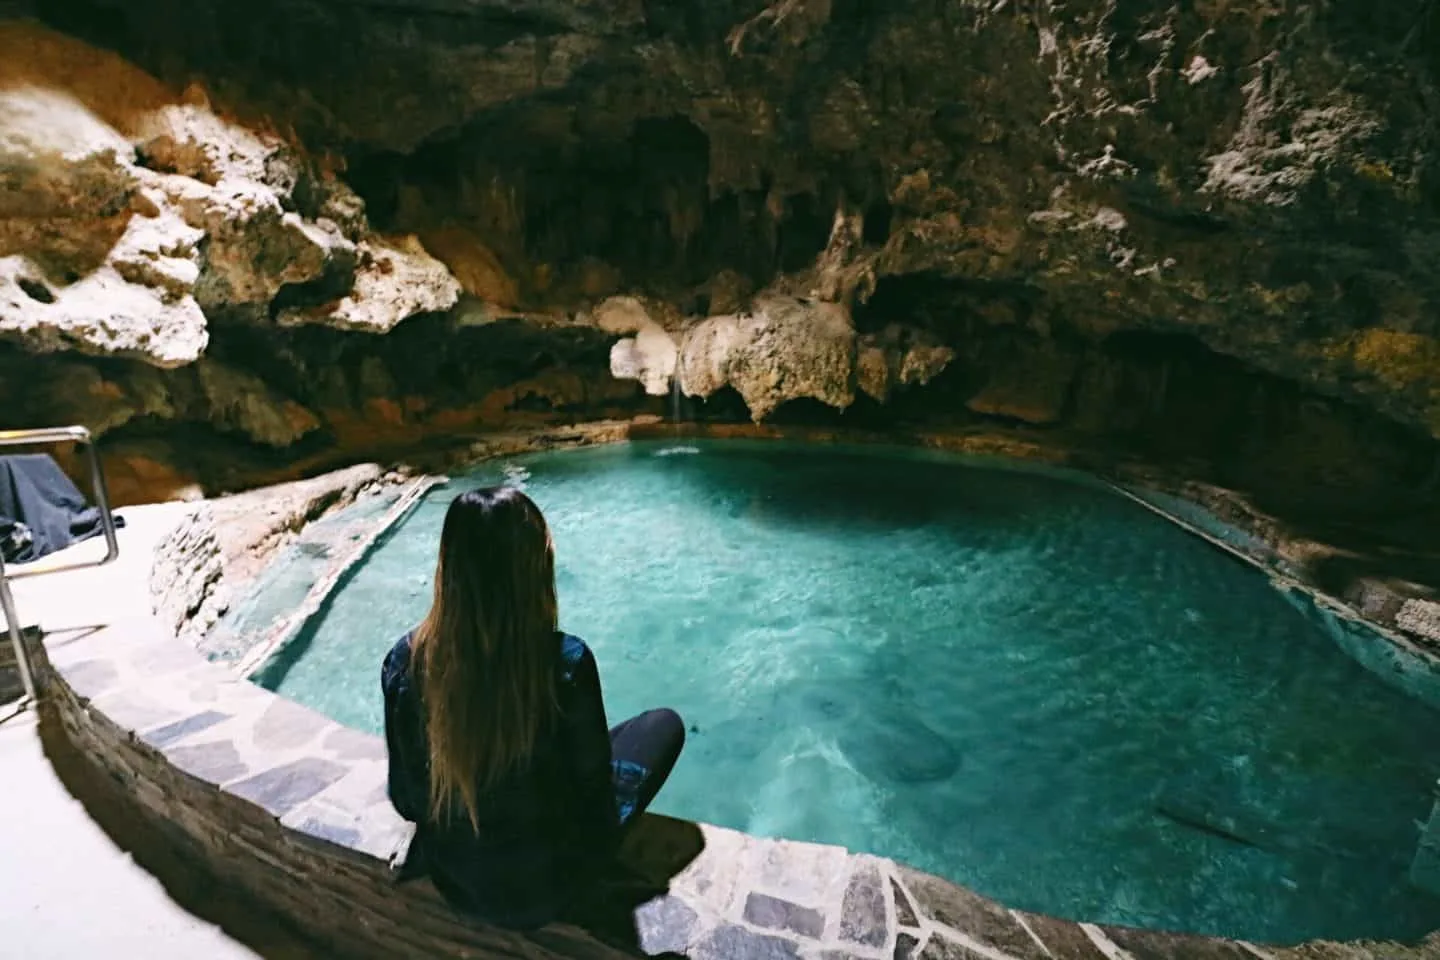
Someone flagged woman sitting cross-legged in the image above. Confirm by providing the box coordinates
[381,486,686,929]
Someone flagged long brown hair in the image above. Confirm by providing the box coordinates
[411,486,560,832]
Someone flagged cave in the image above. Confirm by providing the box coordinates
[3,0,1440,954]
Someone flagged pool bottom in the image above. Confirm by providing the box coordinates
[254,440,1440,945]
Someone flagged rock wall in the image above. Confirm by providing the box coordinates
[0,22,641,503]
[1,2,1439,515]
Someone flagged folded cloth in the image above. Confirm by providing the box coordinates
[0,454,123,564]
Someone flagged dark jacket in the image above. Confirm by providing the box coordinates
[381,631,620,928]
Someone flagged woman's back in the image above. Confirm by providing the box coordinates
[379,486,683,929]
[383,630,620,928]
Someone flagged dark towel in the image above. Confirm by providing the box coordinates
[0,454,122,564]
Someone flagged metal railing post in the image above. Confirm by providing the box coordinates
[0,425,120,714]
[0,554,37,703]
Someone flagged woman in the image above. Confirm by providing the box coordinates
[382,486,686,929]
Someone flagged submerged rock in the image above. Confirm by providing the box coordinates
[843,711,961,785]
[1154,769,1417,868]
[802,688,961,785]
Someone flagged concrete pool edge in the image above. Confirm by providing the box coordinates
[233,473,450,679]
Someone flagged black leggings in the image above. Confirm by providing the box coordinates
[609,708,685,825]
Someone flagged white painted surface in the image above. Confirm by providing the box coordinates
[1,503,293,959]
[0,711,264,960]
[7,501,194,632]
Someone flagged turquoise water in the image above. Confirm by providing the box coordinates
[256,441,1440,944]
[204,489,401,661]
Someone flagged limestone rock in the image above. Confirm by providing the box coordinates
[108,200,205,299]
[855,344,889,406]
[312,176,369,241]
[167,174,353,310]
[968,341,1081,426]
[857,325,955,403]
[1397,600,1440,648]
[679,295,856,420]
[195,360,321,447]
[278,237,459,332]
[809,206,874,304]
[0,85,210,364]
[420,227,519,307]
[1201,68,1382,207]
[0,87,137,222]
[5,2,1437,443]
[6,0,1440,522]
[135,101,294,190]
[0,253,208,366]
[593,296,682,336]
[610,326,679,397]
[149,503,226,645]
[29,362,170,437]
[705,270,754,316]
[601,296,683,396]
[0,21,463,368]
[676,309,747,401]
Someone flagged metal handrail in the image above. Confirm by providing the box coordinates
[0,425,119,708]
